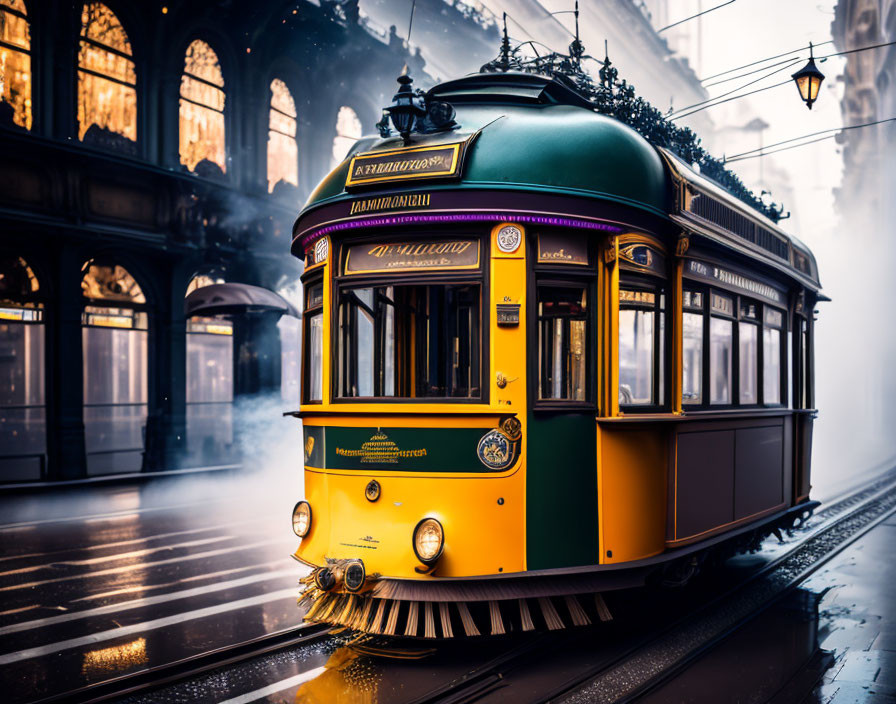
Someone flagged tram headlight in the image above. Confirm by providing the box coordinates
[292,501,312,538]
[413,517,444,564]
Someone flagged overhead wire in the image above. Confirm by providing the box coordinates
[658,0,736,33]
[669,60,801,119]
[723,115,896,162]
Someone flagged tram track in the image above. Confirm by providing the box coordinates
[40,469,894,704]
[401,468,896,704]
[34,623,333,704]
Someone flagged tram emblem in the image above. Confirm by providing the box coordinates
[477,429,516,471]
[496,225,522,253]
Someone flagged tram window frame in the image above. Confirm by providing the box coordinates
[530,231,597,411]
[763,306,786,407]
[618,277,669,411]
[302,275,324,404]
[680,281,788,411]
[535,280,592,404]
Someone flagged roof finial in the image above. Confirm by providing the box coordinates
[499,12,511,71]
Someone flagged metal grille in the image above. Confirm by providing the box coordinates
[689,192,789,261]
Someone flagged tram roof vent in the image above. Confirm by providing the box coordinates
[688,191,790,261]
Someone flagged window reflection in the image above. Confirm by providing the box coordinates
[78,3,137,144]
[619,287,664,406]
[185,275,233,464]
[268,79,298,192]
[710,317,732,404]
[81,263,147,475]
[538,285,587,401]
[682,311,703,404]
[739,322,758,404]
[331,106,362,167]
[0,0,31,129]
[337,284,481,399]
[764,327,782,405]
[0,256,44,481]
[304,282,323,403]
[179,39,226,173]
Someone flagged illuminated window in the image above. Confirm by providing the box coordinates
[81,262,146,304]
[179,39,226,173]
[0,0,32,129]
[77,3,137,143]
[331,105,362,167]
[267,79,298,192]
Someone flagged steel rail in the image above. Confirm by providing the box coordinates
[402,468,896,704]
[30,622,333,704]
[548,469,896,704]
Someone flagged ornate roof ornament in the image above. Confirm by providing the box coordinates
[480,17,786,223]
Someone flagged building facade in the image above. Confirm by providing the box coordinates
[832,0,896,226]
[0,0,426,482]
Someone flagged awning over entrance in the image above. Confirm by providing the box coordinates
[184,283,299,318]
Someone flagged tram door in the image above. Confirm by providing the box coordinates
[527,232,599,570]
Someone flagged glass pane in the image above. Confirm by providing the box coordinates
[710,317,732,405]
[682,312,703,404]
[764,327,781,405]
[801,320,808,408]
[338,284,481,399]
[619,308,654,405]
[739,322,758,404]
[0,321,44,406]
[0,320,45,477]
[538,286,587,401]
[267,79,298,192]
[186,328,232,403]
[279,315,300,407]
[82,326,148,405]
[179,40,226,173]
[306,312,323,402]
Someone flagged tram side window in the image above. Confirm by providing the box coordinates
[739,300,759,405]
[303,282,324,402]
[764,308,784,405]
[337,283,480,399]
[710,293,734,405]
[618,287,665,406]
[537,285,588,401]
[682,290,703,405]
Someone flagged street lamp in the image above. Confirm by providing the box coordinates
[791,42,825,110]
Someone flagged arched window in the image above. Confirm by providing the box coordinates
[0,256,44,480]
[77,3,137,145]
[81,261,147,475]
[331,105,362,167]
[185,274,233,464]
[0,0,32,129]
[267,79,298,192]
[179,39,226,173]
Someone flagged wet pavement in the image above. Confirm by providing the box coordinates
[1,476,894,703]
[636,514,896,704]
[0,476,307,703]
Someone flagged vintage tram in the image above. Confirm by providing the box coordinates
[288,69,823,638]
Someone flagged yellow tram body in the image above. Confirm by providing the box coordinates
[288,72,823,637]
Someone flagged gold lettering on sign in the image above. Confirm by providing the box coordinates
[346,144,462,187]
[335,430,427,464]
[349,193,431,215]
[344,239,480,275]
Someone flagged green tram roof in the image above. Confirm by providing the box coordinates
[296,73,821,292]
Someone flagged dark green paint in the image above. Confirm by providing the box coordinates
[303,425,507,473]
[526,411,599,569]
[303,103,669,217]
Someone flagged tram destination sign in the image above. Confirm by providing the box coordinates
[344,239,480,275]
[345,143,463,188]
[685,259,783,305]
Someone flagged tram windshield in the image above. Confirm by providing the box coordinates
[336,283,481,399]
